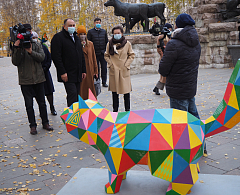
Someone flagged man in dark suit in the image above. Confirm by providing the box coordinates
[51,18,86,107]
[87,18,108,87]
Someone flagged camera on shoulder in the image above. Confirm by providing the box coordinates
[9,23,32,50]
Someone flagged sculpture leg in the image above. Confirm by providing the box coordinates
[143,18,149,32]
[166,182,193,195]
[105,170,124,194]
[123,172,127,180]
[125,17,130,34]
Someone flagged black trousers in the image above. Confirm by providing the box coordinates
[20,83,49,128]
[96,53,107,84]
[63,82,80,107]
[112,92,130,112]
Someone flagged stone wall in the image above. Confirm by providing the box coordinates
[188,0,239,68]
[125,35,159,74]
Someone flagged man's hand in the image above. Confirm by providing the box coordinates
[14,40,20,47]
[61,73,68,82]
[25,43,32,54]
[82,73,86,80]
[158,34,164,40]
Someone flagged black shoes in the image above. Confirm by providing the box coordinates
[153,87,160,95]
[50,106,57,115]
[43,124,54,131]
[30,127,37,135]
[102,83,108,87]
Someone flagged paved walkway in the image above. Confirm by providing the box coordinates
[0,57,239,195]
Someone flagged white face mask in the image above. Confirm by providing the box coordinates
[32,39,38,42]
[79,35,86,41]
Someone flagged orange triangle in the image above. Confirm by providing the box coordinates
[127,112,151,124]
[88,88,97,101]
[149,125,172,151]
[171,124,187,148]
[137,152,148,165]
[66,123,78,133]
[98,124,114,146]
[118,150,136,174]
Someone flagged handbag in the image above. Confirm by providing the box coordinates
[94,78,101,96]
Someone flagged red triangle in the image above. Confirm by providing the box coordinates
[98,124,114,146]
[216,106,227,125]
[205,126,229,138]
[149,125,172,151]
[88,88,97,101]
[118,150,136,174]
[137,152,148,165]
[223,82,233,104]
[61,113,69,121]
[87,132,96,145]
[127,111,151,124]
[171,124,187,148]
[87,110,97,129]
[66,123,78,133]
[189,145,202,163]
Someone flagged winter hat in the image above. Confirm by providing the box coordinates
[164,23,173,29]
[32,31,38,38]
[176,13,195,28]
[23,23,32,30]
[77,25,87,35]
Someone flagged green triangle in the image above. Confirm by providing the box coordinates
[213,99,227,119]
[234,85,240,106]
[91,145,98,150]
[111,175,117,191]
[61,109,70,116]
[204,120,215,135]
[97,118,104,131]
[96,135,108,155]
[116,111,130,122]
[124,123,150,146]
[187,112,199,123]
[229,60,240,84]
[167,190,181,195]
[175,149,191,163]
[149,150,172,174]
[78,128,86,139]
[124,149,148,164]
[191,145,203,162]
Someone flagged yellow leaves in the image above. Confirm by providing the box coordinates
[56,138,62,142]
[62,154,67,157]
[66,166,71,168]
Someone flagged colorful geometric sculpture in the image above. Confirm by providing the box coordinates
[61,60,240,195]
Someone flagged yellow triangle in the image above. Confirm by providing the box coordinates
[85,101,96,108]
[224,111,240,129]
[153,123,173,149]
[188,125,202,149]
[205,116,215,124]
[148,152,152,173]
[109,147,123,175]
[228,87,239,110]
[80,132,89,144]
[197,162,200,173]
[172,183,193,194]
[79,108,88,115]
[64,107,68,111]
[107,186,114,194]
[105,112,114,123]
[171,109,188,124]
[91,109,103,116]
[190,164,199,184]
[72,103,79,112]
[88,131,97,143]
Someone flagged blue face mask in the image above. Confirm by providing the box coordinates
[167,31,172,36]
[113,34,122,40]
[68,27,75,34]
[96,24,101,29]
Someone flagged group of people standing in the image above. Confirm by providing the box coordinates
[12,12,204,155]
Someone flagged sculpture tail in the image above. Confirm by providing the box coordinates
[205,60,240,137]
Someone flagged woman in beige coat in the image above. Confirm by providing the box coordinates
[77,25,98,100]
[104,25,135,112]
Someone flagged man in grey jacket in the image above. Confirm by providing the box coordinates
[12,23,53,135]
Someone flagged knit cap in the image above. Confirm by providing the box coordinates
[77,25,87,34]
[176,13,195,28]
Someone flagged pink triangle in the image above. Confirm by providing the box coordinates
[201,128,205,142]
[98,109,109,119]
[87,132,96,145]
[81,110,90,129]
[127,111,151,124]
[88,89,97,101]
[98,125,114,146]
[111,174,117,184]
[167,183,172,191]
[110,112,118,122]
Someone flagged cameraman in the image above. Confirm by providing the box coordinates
[11,23,53,135]
[153,23,173,95]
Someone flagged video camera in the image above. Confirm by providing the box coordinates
[149,22,171,53]
[9,23,32,49]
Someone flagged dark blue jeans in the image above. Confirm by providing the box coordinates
[170,97,200,119]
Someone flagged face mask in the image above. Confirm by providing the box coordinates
[113,34,122,40]
[32,39,37,42]
[167,31,172,36]
[68,27,75,34]
[79,35,86,41]
[96,24,101,29]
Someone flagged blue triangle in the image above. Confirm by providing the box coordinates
[104,148,117,174]
[172,151,189,181]
[109,126,122,148]
[87,118,98,134]
[66,113,73,123]
[188,124,202,142]
[234,68,240,86]
[78,95,89,109]
[152,110,171,124]
[191,156,202,165]
[124,124,151,151]
[116,112,130,124]
[156,109,173,123]
[69,128,79,139]
[92,104,103,109]
[189,120,201,126]
[206,120,223,135]
[224,105,239,125]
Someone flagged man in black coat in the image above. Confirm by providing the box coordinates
[87,18,108,87]
[159,13,201,119]
[51,18,86,107]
